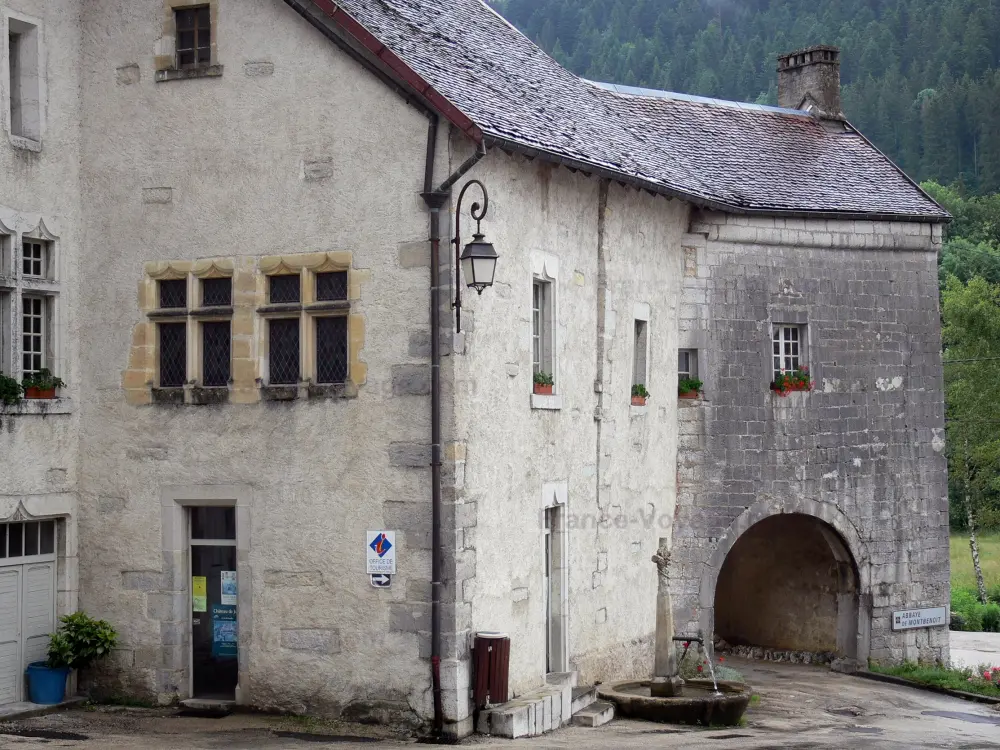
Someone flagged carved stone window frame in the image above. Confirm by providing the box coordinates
[127,252,367,406]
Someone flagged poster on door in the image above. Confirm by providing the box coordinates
[192,576,207,613]
[211,604,237,659]
[221,570,237,605]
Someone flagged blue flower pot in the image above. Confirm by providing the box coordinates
[25,662,70,704]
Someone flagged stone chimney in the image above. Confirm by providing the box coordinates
[777,45,842,119]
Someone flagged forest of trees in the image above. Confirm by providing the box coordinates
[492,0,1000,195]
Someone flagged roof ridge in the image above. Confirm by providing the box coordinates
[585,79,810,117]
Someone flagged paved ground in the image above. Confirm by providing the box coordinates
[951,630,1000,670]
[1,659,998,749]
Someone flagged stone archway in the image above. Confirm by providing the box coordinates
[698,499,872,667]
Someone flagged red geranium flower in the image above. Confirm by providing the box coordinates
[697,665,703,673]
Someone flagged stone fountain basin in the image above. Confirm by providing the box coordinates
[598,679,752,727]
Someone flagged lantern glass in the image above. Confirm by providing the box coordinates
[460,235,499,294]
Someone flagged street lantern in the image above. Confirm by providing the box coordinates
[460,233,498,295]
[452,179,499,331]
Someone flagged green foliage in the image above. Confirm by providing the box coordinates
[678,378,702,395]
[632,383,650,398]
[0,372,22,405]
[984,602,1000,631]
[22,368,66,391]
[533,371,554,386]
[47,612,118,671]
[869,661,1000,698]
[493,1,1000,194]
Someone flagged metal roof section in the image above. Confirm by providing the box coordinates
[585,80,811,117]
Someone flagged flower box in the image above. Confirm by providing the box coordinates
[24,386,57,400]
[534,383,554,396]
[679,390,699,400]
[631,395,647,406]
[770,367,814,397]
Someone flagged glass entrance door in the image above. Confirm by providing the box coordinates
[190,507,238,700]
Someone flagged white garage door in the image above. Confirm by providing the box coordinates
[0,521,57,706]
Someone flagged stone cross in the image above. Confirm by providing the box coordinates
[650,541,683,697]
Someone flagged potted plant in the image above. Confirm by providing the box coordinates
[533,371,554,396]
[22,369,66,400]
[770,366,814,397]
[0,372,22,405]
[678,377,703,400]
[632,384,650,406]
[26,612,118,705]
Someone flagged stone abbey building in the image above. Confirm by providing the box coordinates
[1,0,948,739]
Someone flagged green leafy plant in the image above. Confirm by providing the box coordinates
[22,368,66,392]
[46,612,118,671]
[0,372,22,405]
[632,383,650,399]
[770,367,813,396]
[533,371,554,386]
[678,378,703,396]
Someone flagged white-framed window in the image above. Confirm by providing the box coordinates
[21,295,46,374]
[678,349,698,381]
[0,222,60,390]
[632,319,649,389]
[6,14,42,144]
[532,278,553,378]
[772,324,804,378]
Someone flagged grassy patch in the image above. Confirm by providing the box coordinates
[950,532,1000,592]
[870,661,1000,699]
[749,694,761,706]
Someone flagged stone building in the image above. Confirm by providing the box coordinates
[0,0,948,740]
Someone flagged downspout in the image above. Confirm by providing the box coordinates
[419,115,445,736]
[420,121,487,738]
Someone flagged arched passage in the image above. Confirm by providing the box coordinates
[714,514,857,655]
[699,500,872,666]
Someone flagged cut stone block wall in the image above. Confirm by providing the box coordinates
[674,212,950,667]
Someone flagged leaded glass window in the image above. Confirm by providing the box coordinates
[202,321,231,387]
[159,322,187,387]
[269,275,300,304]
[316,271,348,302]
[159,279,187,309]
[202,277,231,307]
[269,318,300,384]
[316,316,348,384]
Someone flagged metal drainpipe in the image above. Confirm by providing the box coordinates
[420,125,487,738]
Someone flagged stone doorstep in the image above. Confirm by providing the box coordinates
[571,684,598,715]
[0,696,87,722]
[570,699,615,728]
[476,683,573,738]
[178,698,235,716]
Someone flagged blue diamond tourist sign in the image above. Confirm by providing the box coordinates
[367,530,397,575]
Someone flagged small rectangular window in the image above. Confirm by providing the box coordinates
[0,523,6,558]
[678,349,698,381]
[773,325,803,378]
[269,275,300,304]
[632,319,648,388]
[316,271,348,302]
[21,295,44,374]
[159,321,187,387]
[159,279,187,309]
[8,20,41,141]
[39,520,55,554]
[22,240,46,277]
[268,318,300,384]
[7,522,22,557]
[175,6,211,69]
[202,320,231,387]
[316,316,348,384]
[532,279,553,379]
[23,521,38,556]
[202,277,231,307]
